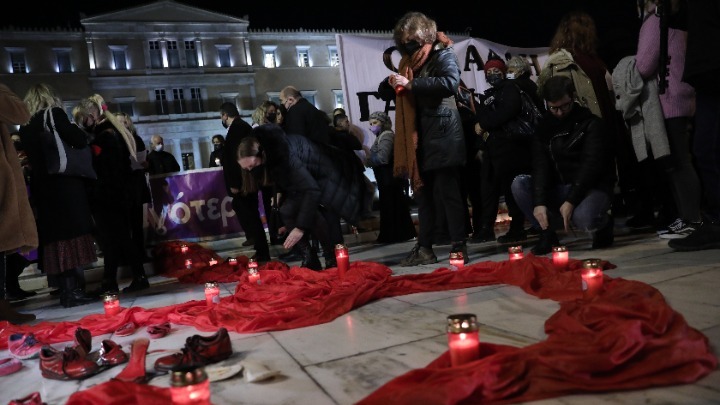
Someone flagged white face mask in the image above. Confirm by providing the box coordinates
[154,144,163,152]
[506,73,516,80]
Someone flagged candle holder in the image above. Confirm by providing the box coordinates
[204,281,220,306]
[170,366,211,405]
[180,244,189,254]
[552,246,569,270]
[103,293,120,316]
[185,259,193,269]
[248,259,260,284]
[208,258,218,266]
[394,84,406,96]
[449,252,464,270]
[508,246,524,261]
[581,258,604,299]
[228,257,237,266]
[335,244,349,278]
[446,313,480,367]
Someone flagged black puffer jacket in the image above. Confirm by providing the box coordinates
[254,125,362,230]
[379,45,466,172]
[531,105,616,207]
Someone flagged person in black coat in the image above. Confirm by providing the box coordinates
[378,12,467,266]
[76,95,149,294]
[236,124,363,270]
[279,86,331,146]
[147,135,180,175]
[474,53,533,246]
[220,102,271,261]
[208,134,224,167]
[511,76,616,255]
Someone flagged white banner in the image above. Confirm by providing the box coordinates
[336,34,550,132]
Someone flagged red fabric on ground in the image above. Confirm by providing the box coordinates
[1,241,715,405]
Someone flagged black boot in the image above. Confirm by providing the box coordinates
[123,265,150,293]
[5,253,36,300]
[60,272,96,308]
[297,240,322,271]
[531,229,560,255]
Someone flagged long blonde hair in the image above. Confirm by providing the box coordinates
[23,83,63,120]
[79,94,137,159]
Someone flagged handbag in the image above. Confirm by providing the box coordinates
[502,84,544,136]
[455,80,480,122]
[41,108,97,179]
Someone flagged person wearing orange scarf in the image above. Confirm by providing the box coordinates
[378,11,467,266]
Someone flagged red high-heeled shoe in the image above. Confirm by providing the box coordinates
[113,338,150,384]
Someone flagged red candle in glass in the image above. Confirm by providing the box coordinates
[248,259,260,284]
[449,252,464,270]
[581,259,604,299]
[228,257,237,266]
[508,246,524,261]
[204,281,220,306]
[394,84,406,96]
[185,258,193,269]
[180,244,189,253]
[103,293,120,316]
[170,366,211,405]
[552,246,569,270]
[208,258,218,266]
[446,313,480,367]
[335,244,349,278]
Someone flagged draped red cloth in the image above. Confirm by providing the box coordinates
[0,241,714,405]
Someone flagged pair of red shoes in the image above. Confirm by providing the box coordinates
[154,327,232,372]
[39,327,128,380]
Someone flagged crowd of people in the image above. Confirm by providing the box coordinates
[2,2,719,324]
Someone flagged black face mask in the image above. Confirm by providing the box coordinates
[486,72,504,87]
[266,112,277,124]
[221,120,228,129]
[12,140,23,152]
[401,40,423,56]
[213,143,223,151]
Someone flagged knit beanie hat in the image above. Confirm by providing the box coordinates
[484,50,507,73]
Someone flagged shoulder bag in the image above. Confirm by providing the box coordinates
[502,84,544,137]
[41,108,97,179]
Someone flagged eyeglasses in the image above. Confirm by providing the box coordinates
[547,100,573,113]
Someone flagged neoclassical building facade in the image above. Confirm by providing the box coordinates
[0,0,390,169]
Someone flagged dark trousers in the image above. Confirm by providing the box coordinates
[693,92,720,222]
[416,166,466,247]
[479,152,529,232]
[93,202,144,284]
[232,191,270,256]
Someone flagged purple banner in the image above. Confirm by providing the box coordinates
[145,168,266,243]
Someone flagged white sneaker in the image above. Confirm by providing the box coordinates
[658,219,696,239]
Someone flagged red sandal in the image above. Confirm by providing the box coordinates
[115,322,137,337]
[146,322,171,339]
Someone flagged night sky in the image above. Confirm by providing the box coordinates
[2,0,640,68]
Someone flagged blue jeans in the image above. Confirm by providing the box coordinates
[511,174,612,233]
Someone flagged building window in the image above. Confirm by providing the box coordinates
[185,41,198,68]
[167,40,180,68]
[155,88,169,115]
[219,93,238,106]
[148,40,162,69]
[301,90,317,106]
[216,45,231,68]
[332,90,344,110]
[172,88,186,114]
[296,46,310,67]
[262,46,277,68]
[54,49,72,73]
[328,46,340,67]
[110,46,128,70]
[181,153,195,171]
[114,97,136,117]
[9,50,27,74]
[190,87,204,113]
[266,92,281,105]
